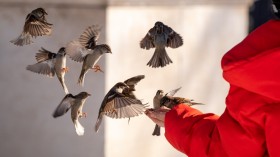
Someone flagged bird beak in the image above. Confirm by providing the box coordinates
[88,93,91,96]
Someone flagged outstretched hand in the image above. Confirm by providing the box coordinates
[145,107,170,127]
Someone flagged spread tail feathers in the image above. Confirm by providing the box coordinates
[147,47,172,68]
[35,50,50,63]
[74,120,84,136]
[10,32,33,46]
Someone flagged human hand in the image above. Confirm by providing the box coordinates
[145,107,170,127]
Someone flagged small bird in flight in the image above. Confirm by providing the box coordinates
[140,21,183,68]
[66,25,112,86]
[10,7,52,46]
[26,47,69,94]
[95,75,147,132]
[53,92,91,136]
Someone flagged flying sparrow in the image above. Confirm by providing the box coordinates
[26,47,69,94]
[65,25,112,86]
[53,92,91,136]
[10,7,52,46]
[152,87,181,136]
[95,75,147,132]
[140,21,183,68]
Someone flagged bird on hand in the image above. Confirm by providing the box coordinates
[66,25,112,86]
[10,7,52,46]
[26,47,69,94]
[95,75,147,133]
[140,21,183,68]
[53,92,91,136]
[152,87,181,136]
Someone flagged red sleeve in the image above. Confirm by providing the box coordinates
[164,104,220,156]
[222,20,280,101]
[223,47,280,101]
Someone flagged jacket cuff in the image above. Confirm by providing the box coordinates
[164,104,219,156]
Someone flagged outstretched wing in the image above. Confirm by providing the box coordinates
[163,24,183,48]
[65,40,92,63]
[140,27,156,50]
[79,25,101,48]
[53,94,75,118]
[104,96,147,119]
[35,47,56,63]
[166,87,182,97]
[123,75,145,99]
[23,13,52,37]
[26,59,55,77]
[124,75,145,88]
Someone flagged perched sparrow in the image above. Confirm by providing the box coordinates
[53,92,91,136]
[95,75,147,132]
[66,25,112,86]
[140,21,183,68]
[160,95,204,109]
[152,87,181,136]
[26,47,69,94]
[10,7,52,46]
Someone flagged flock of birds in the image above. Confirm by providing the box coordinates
[10,7,204,136]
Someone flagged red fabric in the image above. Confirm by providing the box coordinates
[164,20,280,157]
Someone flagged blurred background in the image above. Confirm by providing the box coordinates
[0,0,274,156]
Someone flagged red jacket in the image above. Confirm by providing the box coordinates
[165,20,280,157]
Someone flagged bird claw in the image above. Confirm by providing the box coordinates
[82,112,87,118]
[61,67,69,73]
[92,65,104,73]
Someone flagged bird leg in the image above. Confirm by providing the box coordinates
[92,65,104,73]
[61,67,69,73]
[82,112,87,118]
[79,112,87,118]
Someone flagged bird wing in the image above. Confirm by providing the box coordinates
[35,47,56,63]
[23,13,52,37]
[79,25,101,48]
[53,94,75,118]
[123,75,145,86]
[140,27,156,50]
[26,59,55,77]
[123,75,145,99]
[164,25,183,48]
[166,87,182,97]
[104,96,147,119]
[65,40,92,63]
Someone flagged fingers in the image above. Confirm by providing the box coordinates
[149,116,164,127]
[145,107,170,127]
